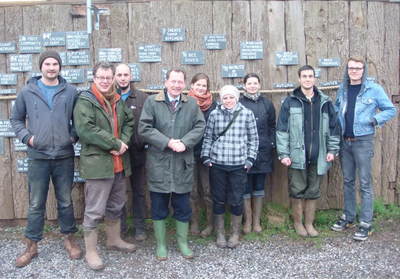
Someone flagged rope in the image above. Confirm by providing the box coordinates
[0,85,341,100]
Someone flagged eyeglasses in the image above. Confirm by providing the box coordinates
[348,67,364,72]
[95,76,113,82]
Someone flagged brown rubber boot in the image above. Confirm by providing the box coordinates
[63,233,83,259]
[200,203,214,238]
[252,196,264,234]
[291,198,308,237]
[214,214,227,248]
[304,199,319,238]
[228,215,242,248]
[105,218,136,253]
[189,201,200,235]
[242,199,252,235]
[15,238,38,267]
[84,229,104,270]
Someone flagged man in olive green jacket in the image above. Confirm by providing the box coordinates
[139,69,205,261]
[74,61,135,270]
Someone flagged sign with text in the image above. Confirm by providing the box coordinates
[162,68,169,82]
[314,68,322,78]
[99,48,122,62]
[221,64,245,78]
[76,86,90,92]
[14,138,27,152]
[0,119,16,137]
[240,41,263,60]
[181,51,204,65]
[19,35,42,53]
[233,84,244,90]
[162,28,185,42]
[275,52,299,65]
[273,83,296,89]
[60,69,84,84]
[147,85,164,90]
[86,68,93,82]
[10,54,33,72]
[138,44,162,63]
[367,76,377,83]
[127,63,141,82]
[30,71,42,78]
[0,42,16,53]
[73,171,85,183]
[0,74,17,85]
[0,89,17,95]
[203,35,227,50]
[318,58,340,67]
[43,32,66,47]
[67,51,90,66]
[59,52,67,66]
[17,158,28,173]
[74,143,81,157]
[66,31,89,50]
[320,81,342,87]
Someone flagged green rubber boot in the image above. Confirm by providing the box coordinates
[175,220,194,259]
[153,220,168,261]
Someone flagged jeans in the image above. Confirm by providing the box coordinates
[150,191,191,223]
[244,173,266,199]
[340,138,374,224]
[25,157,77,242]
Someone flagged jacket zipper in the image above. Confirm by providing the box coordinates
[309,99,313,163]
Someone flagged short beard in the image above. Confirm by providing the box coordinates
[119,84,130,91]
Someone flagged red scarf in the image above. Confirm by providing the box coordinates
[187,88,212,114]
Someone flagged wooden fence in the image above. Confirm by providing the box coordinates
[0,1,399,221]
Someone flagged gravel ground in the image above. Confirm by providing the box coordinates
[1,221,400,279]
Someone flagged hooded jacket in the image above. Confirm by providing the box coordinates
[10,75,78,159]
[334,61,396,137]
[276,86,340,175]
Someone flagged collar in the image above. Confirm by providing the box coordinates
[154,89,188,103]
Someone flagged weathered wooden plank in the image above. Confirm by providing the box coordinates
[349,1,368,57]
[110,3,129,63]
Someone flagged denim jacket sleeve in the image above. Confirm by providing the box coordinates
[372,84,397,128]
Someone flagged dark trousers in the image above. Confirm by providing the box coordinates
[121,164,147,232]
[209,163,247,216]
[150,191,191,223]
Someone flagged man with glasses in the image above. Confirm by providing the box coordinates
[332,55,396,241]
[74,61,135,270]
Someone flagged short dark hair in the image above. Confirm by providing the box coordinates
[298,65,315,78]
[190,73,210,92]
[93,61,115,77]
[244,73,260,84]
[166,69,186,81]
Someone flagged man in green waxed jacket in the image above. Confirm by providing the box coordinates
[74,61,135,270]
[276,65,340,239]
[138,69,206,261]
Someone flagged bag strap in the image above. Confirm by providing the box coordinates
[217,110,241,139]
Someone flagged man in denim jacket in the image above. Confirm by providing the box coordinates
[332,55,396,241]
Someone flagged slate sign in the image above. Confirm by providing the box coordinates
[138,44,162,63]
[203,35,227,50]
[14,138,27,152]
[30,71,42,78]
[275,52,299,65]
[0,119,16,137]
[60,52,67,66]
[0,42,16,53]
[43,32,66,47]
[19,36,42,53]
[221,64,245,78]
[274,83,296,89]
[314,68,322,78]
[67,51,90,66]
[74,143,81,157]
[99,48,122,62]
[66,31,89,50]
[320,81,342,87]
[87,68,93,82]
[0,89,17,95]
[73,171,85,183]
[76,86,90,92]
[0,74,17,85]
[147,85,164,90]
[127,63,141,82]
[181,51,204,65]
[240,41,263,60]
[17,158,28,173]
[318,58,340,67]
[162,68,169,82]
[162,28,185,42]
[233,84,244,90]
[60,69,84,84]
[10,54,33,72]
[0,138,3,155]
[367,76,377,83]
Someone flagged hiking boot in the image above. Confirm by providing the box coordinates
[135,227,147,242]
[63,233,83,259]
[214,214,227,248]
[331,214,356,232]
[200,203,214,238]
[105,218,136,253]
[353,222,372,241]
[189,201,200,235]
[242,199,252,235]
[228,214,242,249]
[15,238,38,267]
